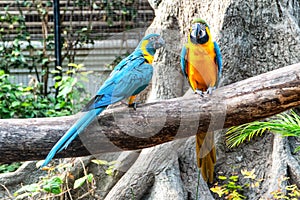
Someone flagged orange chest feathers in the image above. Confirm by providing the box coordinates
[185,43,218,91]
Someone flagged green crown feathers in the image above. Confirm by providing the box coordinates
[192,18,208,26]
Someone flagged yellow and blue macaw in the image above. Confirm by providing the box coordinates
[181,18,222,183]
[41,33,165,167]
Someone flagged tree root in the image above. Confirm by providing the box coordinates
[286,137,300,188]
[102,137,215,200]
[260,135,288,199]
[0,161,45,199]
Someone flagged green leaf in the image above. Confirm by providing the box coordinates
[87,173,94,182]
[46,1,52,6]
[54,101,64,109]
[105,167,114,176]
[294,146,300,153]
[229,175,239,182]
[0,70,5,76]
[68,63,78,68]
[218,176,227,181]
[74,174,93,189]
[91,159,109,165]
[51,70,61,74]
[42,58,49,65]
[22,86,33,92]
[227,181,242,190]
[13,39,19,47]
[21,102,32,107]
[42,176,63,194]
[11,101,21,107]
[58,82,73,98]
[4,5,9,12]
[74,178,86,189]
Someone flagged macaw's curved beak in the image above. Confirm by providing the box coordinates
[154,36,165,49]
[191,23,206,39]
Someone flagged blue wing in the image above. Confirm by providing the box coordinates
[213,41,222,81]
[83,55,153,110]
[180,45,188,79]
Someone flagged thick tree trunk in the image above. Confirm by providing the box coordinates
[0,64,300,163]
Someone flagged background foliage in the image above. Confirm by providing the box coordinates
[0,0,140,119]
[0,64,89,119]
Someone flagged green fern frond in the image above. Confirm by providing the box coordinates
[226,122,271,148]
[226,110,300,149]
[291,111,300,126]
[294,146,300,153]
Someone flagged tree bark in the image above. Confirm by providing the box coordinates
[0,63,300,163]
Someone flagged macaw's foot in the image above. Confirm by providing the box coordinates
[195,89,204,97]
[205,86,216,95]
[128,102,139,110]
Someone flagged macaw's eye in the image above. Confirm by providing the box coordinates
[149,36,156,41]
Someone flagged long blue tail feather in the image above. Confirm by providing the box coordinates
[41,107,106,167]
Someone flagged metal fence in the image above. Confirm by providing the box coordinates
[1,0,154,94]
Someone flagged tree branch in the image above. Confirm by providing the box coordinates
[1,63,300,163]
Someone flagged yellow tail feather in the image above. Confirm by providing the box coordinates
[196,131,216,183]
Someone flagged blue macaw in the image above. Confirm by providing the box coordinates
[41,33,165,167]
[181,18,222,183]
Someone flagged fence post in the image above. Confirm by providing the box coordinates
[53,0,62,96]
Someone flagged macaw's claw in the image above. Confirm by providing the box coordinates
[128,102,139,110]
[195,89,204,97]
[205,86,216,95]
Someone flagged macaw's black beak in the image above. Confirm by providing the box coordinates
[198,28,206,39]
[191,23,206,39]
